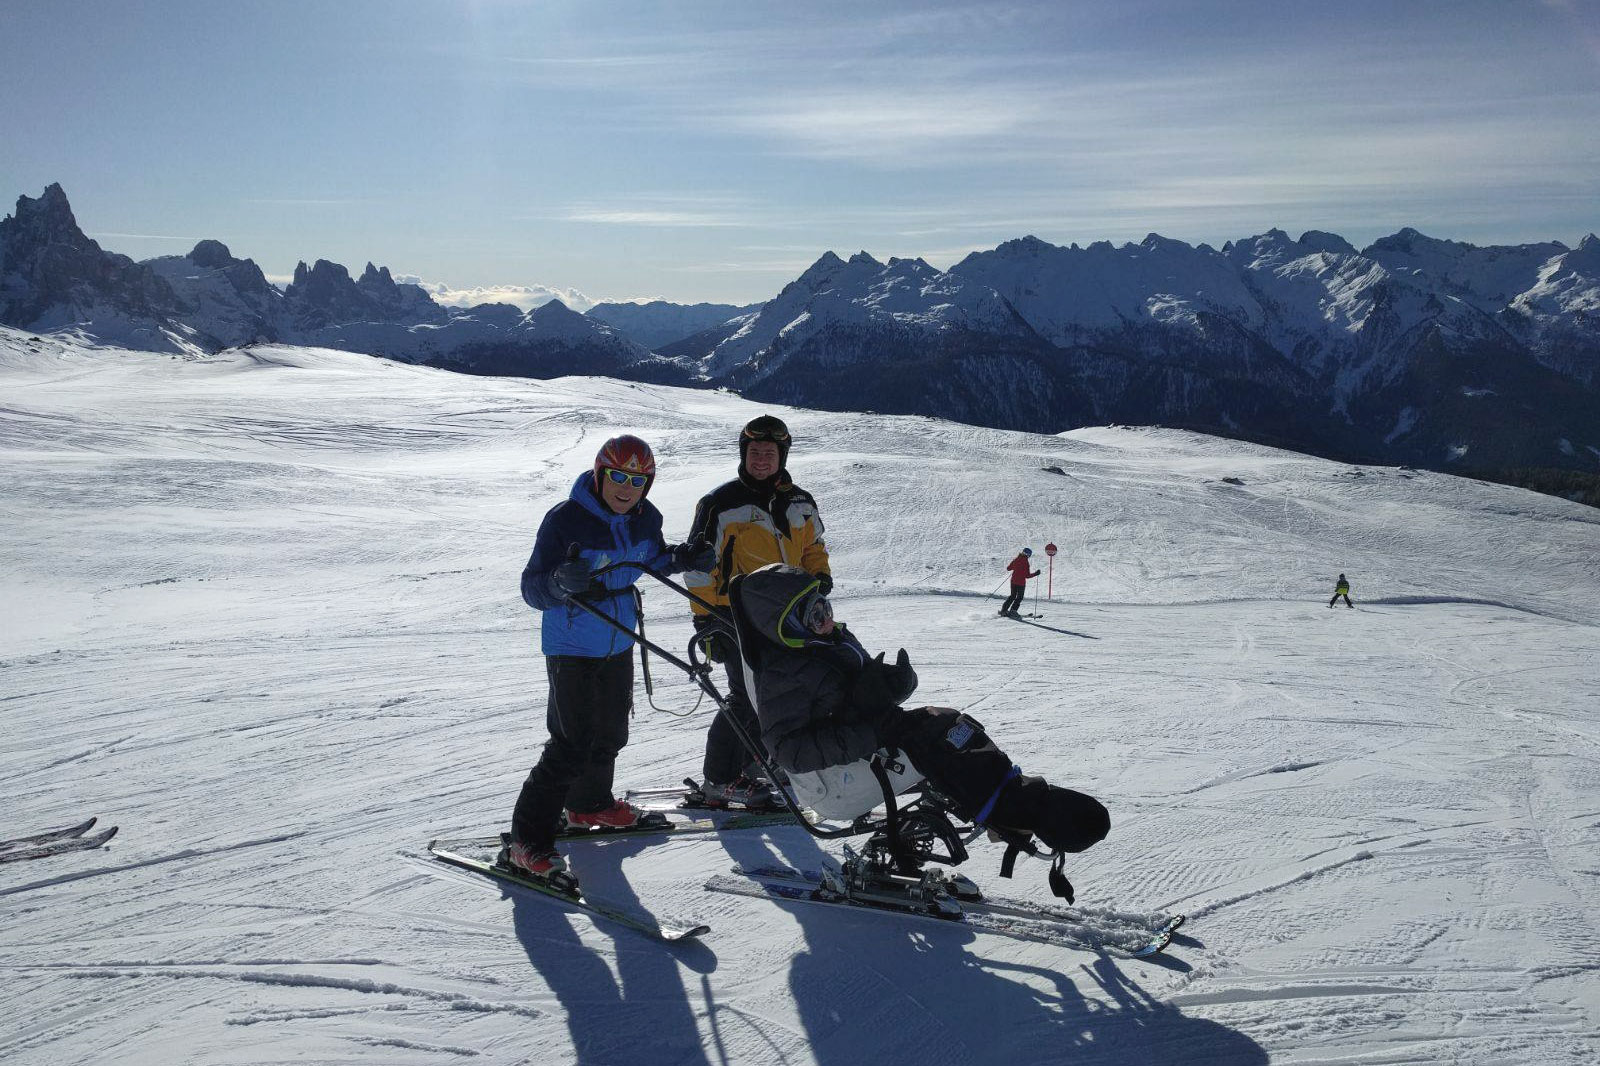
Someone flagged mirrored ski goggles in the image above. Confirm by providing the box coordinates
[604,468,649,487]
[800,591,833,631]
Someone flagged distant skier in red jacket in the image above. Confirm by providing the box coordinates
[998,548,1039,617]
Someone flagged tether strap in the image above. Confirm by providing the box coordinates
[1048,853,1075,903]
[999,840,1027,879]
[974,764,1021,827]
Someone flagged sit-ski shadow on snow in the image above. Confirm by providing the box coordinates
[707,827,1266,1066]
[508,835,717,1066]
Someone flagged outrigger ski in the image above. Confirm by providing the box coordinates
[707,861,1183,958]
[0,825,119,865]
[428,837,710,943]
[0,817,100,849]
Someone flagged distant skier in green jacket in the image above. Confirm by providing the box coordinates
[1329,574,1353,609]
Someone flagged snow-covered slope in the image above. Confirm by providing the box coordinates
[3,327,1598,1064]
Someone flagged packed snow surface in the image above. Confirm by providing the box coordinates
[2,326,1598,1064]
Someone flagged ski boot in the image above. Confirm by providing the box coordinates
[500,839,581,896]
[695,776,780,811]
[563,799,669,834]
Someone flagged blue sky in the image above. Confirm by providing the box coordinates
[3,0,1597,305]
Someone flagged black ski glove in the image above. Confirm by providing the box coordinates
[885,648,918,703]
[694,615,734,664]
[814,571,833,597]
[850,649,917,711]
[671,539,717,573]
[550,555,593,598]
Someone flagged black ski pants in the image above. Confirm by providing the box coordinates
[511,652,632,850]
[1329,593,1353,608]
[999,584,1026,614]
[702,654,765,784]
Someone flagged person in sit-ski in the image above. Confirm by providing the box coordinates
[735,563,1109,864]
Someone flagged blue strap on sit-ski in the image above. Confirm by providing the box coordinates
[974,764,1021,827]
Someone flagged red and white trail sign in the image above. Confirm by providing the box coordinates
[1044,542,1057,597]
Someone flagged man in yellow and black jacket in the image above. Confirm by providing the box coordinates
[683,414,831,805]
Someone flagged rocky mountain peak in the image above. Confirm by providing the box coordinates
[358,262,394,289]
[1297,231,1357,256]
[1139,233,1194,254]
[188,240,236,269]
[994,235,1053,257]
[1364,227,1440,257]
[0,183,180,337]
[1569,233,1600,266]
[529,297,576,319]
[7,183,91,250]
[800,251,845,274]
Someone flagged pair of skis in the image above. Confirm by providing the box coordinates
[428,790,1183,956]
[428,789,799,943]
[0,817,119,865]
[429,836,712,942]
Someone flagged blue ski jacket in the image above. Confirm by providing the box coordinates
[521,473,677,658]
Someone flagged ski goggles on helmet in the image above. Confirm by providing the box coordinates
[799,590,833,631]
[604,468,649,488]
[741,421,791,446]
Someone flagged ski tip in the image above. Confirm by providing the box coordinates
[1128,931,1174,958]
[668,924,713,941]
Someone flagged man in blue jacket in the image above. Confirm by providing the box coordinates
[507,434,713,887]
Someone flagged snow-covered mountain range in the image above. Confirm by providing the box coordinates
[4,184,1598,475]
[0,185,663,380]
[586,299,759,351]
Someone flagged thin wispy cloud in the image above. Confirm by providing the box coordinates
[243,198,364,207]
[560,208,744,228]
[88,232,195,242]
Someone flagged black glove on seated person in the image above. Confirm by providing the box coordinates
[850,648,918,712]
[885,648,918,702]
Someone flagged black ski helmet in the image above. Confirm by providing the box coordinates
[739,414,791,471]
